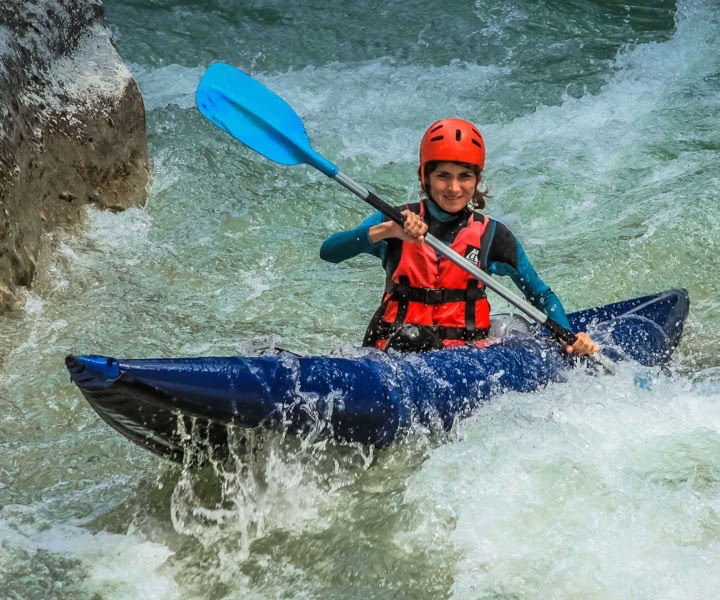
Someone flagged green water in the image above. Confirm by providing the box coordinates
[2,0,720,597]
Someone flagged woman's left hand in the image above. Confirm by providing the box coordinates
[566,331,599,355]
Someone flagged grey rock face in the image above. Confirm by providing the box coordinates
[0,0,149,311]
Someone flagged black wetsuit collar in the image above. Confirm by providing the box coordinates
[425,197,470,223]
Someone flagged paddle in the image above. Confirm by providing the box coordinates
[195,62,608,363]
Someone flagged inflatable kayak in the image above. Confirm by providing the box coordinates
[65,289,688,462]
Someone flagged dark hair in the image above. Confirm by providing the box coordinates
[422,160,490,210]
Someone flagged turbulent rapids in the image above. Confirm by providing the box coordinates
[3,0,720,597]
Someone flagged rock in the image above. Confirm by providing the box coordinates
[0,0,149,312]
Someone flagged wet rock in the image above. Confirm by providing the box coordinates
[0,0,149,312]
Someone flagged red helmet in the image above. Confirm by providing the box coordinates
[418,118,485,188]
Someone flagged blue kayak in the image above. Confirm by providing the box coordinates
[65,289,688,462]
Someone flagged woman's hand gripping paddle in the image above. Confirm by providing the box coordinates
[195,62,614,371]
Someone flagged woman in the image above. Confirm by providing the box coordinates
[320,118,598,354]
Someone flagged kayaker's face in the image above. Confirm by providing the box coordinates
[427,162,478,213]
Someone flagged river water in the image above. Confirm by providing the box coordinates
[2,0,720,597]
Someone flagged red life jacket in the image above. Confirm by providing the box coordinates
[363,202,492,350]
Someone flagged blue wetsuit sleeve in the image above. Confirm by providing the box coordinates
[320,212,387,264]
[488,232,573,331]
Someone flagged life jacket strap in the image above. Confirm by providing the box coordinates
[364,320,490,345]
[465,279,480,332]
[361,277,490,348]
[388,277,487,305]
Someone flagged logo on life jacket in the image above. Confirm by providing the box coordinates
[464,245,481,266]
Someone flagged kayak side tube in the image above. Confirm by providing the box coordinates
[65,288,689,462]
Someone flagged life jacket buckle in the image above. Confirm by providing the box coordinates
[423,288,444,304]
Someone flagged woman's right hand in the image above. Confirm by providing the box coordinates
[369,210,428,244]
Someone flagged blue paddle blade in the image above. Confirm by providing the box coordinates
[196,63,338,177]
